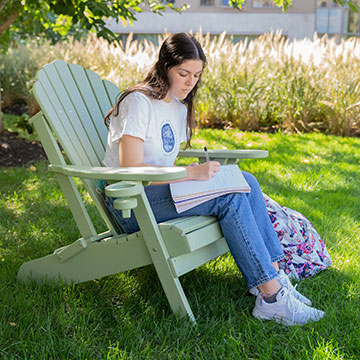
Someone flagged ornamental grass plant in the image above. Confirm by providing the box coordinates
[2,31,360,135]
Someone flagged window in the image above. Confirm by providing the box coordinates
[317,0,338,8]
[316,0,344,35]
[253,0,276,8]
[200,0,215,7]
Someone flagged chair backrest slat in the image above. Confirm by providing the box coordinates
[49,60,105,165]
[84,69,119,146]
[103,79,122,107]
[65,63,108,154]
[33,78,86,165]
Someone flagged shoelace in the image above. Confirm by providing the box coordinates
[282,290,307,322]
[280,274,300,296]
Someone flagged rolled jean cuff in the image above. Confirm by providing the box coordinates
[271,254,285,263]
[248,271,280,289]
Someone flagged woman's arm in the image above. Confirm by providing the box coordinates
[119,135,220,183]
[119,135,147,167]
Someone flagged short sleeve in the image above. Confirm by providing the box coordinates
[107,92,151,146]
[122,92,152,140]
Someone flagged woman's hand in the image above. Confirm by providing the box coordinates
[186,161,221,181]
[118,136,220,183]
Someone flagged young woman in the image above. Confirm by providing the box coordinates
[103,32,325,326]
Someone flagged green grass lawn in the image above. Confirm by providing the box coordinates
[1,122,360,359]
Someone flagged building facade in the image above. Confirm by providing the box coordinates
[106,0,355,42]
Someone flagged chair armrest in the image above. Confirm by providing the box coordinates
[178,149,268,164]
[49,164,187,182]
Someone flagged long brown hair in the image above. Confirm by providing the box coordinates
[104,32,207,148]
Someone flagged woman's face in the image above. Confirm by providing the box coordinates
[164,59,204,102]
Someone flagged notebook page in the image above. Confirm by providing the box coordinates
[170,165,249,198]
[170,165,251,213]
[174,189,246,212]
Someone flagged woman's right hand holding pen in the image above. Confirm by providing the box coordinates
[186,161,221,181]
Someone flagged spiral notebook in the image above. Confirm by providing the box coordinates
[170,165,251,213]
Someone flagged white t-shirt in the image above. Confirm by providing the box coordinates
[103,91,187,167]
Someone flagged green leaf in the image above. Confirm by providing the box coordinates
[227,0,245,10]
[348,2,359,12]
[273,0,293,12]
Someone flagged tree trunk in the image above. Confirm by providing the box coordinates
[0,6,19,36]
[0,1,20,133]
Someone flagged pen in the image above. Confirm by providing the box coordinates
[204,146,210,162]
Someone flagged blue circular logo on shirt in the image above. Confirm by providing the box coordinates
[161,123,175,153]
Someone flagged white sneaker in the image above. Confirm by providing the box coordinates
[252,287,325,326]
[249,270,312,306]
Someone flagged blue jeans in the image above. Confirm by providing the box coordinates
[105,171,284,289]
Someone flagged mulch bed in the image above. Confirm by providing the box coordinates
[0,129,47,168]
[1,103,47,168]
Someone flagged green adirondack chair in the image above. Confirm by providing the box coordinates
[17,60,268,323]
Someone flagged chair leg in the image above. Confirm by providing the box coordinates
[153,264,196,324]
[134,191,196,324]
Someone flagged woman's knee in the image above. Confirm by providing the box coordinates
[242,171,259,188]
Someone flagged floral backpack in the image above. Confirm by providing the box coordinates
[263,194,332,280]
